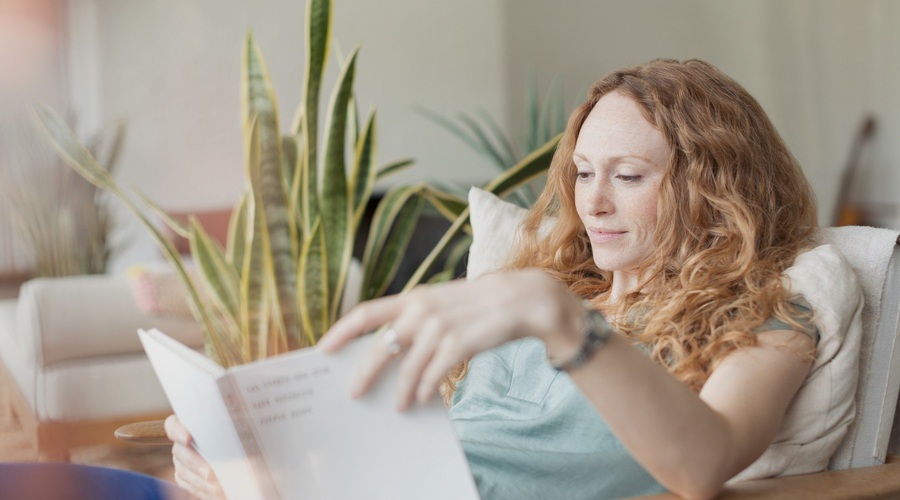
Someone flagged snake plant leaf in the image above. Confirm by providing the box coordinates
[404,133,562,291]
[32,103,237,367]
[443,233,472,274]
[242,120,268,360]
[31,104,116,190]
[483,133,561,198]
[350,111,377,227]
[131,188,190,239]
[242,36,301,348]
[226,190,250,275]
[281,134,298,208]
[426,269,454,284]
[320,46,358,322]
[189,217,241,324]
[420,186,468,222]
[402,205,469,293]
[347,95,360,151]
[298,218,328,345]
[361,185,424,300]
[297,0,331,233]
[375,158,414,182]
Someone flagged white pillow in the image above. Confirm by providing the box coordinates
[466,187,530,279]
[466,186,863,481]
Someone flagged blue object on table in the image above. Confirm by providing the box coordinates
[0,462,186,500]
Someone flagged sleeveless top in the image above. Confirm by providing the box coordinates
[448,313,817,499]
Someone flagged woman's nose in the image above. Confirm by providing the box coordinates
[585,180,614,215]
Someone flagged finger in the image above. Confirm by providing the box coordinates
[416,312,506,404]
[318,294,406,352]
[349,333,400,398]
[416,333,471,405]
[172,444,221,498]
[164,414,191,446]
[394,317,445,411]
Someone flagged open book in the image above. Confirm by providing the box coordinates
[138,328,479,500]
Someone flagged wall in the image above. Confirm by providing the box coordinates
[65,1,900,226]
[503,0,900,227]
[67,0,508,211]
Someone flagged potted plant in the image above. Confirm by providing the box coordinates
[34,0,559,367]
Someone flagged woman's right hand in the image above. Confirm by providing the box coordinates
[164,414,226,499]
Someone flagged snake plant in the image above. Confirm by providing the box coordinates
[34,0,559,367]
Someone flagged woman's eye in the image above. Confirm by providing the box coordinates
[576,171,592,180]
[616,175,642,182]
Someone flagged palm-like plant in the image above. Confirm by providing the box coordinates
[417,77,568,207]
[34,0,560,367]
[0,114,124,277]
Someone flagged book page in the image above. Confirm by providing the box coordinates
[228,334,480,500]
[138,329,268,500]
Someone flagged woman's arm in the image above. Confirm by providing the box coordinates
[321,269,815,499]
[552,327,813,499]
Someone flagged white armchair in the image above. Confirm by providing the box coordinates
[0,274,202,460]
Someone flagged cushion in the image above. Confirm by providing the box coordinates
[128,265,195,318]
[466,186,864,481]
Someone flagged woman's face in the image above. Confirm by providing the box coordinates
[574,92,670,275]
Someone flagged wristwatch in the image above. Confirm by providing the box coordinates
[548,302,614,372]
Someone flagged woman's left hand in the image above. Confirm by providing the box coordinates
[318,269,583,411]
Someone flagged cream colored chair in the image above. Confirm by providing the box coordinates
[637,227,900,498]
[465,188,900,498]
[0,274,202,460]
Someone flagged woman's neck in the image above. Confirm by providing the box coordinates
[609,269,642,303]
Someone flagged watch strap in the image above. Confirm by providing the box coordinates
[549,304,613,372]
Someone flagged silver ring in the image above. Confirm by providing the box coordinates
[382,327,403,356]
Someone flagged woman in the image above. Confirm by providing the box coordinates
[167,59,853,499]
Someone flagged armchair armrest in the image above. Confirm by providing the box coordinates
[637,456,900,499]
[115,420,170,445]
[17,274,202,367]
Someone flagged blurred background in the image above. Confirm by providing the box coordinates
[2,0,899,276]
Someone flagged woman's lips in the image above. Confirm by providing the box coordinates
[588,229,626,243]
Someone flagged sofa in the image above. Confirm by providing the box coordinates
[0,274,202,460]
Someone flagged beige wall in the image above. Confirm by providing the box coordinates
[66,1,900,227]
[503,0,900,227]
[68,0,507,210]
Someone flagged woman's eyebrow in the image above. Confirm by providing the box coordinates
[573,152,658,165]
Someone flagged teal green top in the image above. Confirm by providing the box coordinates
[448,310,817,499]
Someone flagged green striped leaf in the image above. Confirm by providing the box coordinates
[483,133,561,197]
[375,158,414,182]
[189,217,241,327]
[350,111,377,227]
[242,35,301,349]
[297,0,331,233]
[298,219,328,344]
[402,207,469,293]
[226,190,250,275]
[320,47,358,323]
[241,121,268,361]
[361,185,423,300]
[132,189,190,239]
[420,186,467,222]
